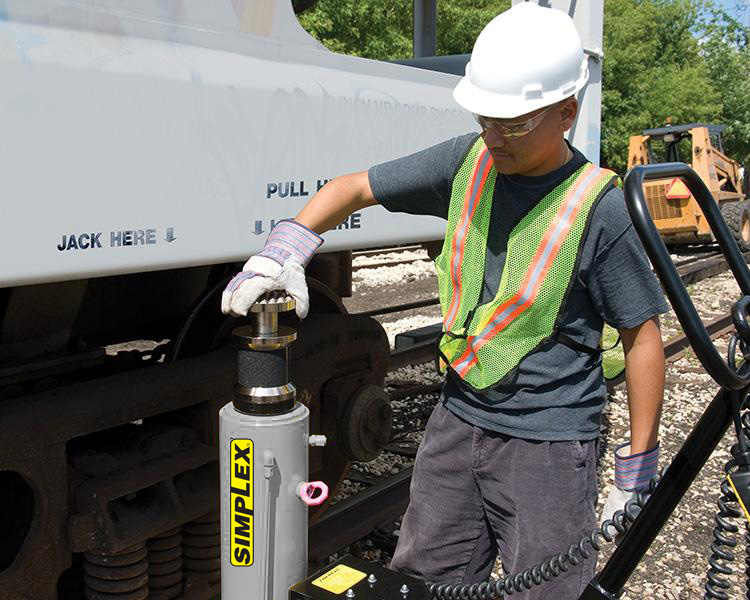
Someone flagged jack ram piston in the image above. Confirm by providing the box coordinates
[219,292,328,600]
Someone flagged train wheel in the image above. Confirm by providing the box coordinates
[289,312,391,521]
[720,201,750,251]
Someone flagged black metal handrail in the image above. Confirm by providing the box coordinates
[624,163,750,389]
[581,163,750,599]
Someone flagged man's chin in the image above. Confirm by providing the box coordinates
[491,155,518,174]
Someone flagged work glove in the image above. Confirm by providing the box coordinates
[222,219,323,319]
[599,442,659,535]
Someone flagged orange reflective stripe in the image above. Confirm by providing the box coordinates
[452,165,610,376]
[443,146,493,330]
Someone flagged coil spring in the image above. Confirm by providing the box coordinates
[427,478,658,600]
[83,543,149,600]
[182,512,221,585]
[147,527,184,600]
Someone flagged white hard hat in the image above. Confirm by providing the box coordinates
[453,2,589,119]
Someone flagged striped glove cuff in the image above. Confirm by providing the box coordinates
[258,219,323,267]
[614,442,659,492]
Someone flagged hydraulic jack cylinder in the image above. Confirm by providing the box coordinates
[220,292,328,600]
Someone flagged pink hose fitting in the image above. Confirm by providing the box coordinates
[297,481,329,506]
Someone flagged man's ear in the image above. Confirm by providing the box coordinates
[559,98,578,132]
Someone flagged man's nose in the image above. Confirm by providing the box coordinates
[483,128,507,148]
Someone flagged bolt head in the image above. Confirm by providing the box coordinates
[345,589,355,598]
[367,573,377,584]
[400,584,409,594]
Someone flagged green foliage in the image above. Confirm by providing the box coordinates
[298,0,510,60]
[298,0,412,60]
[700,7,750,166]
[436,0,511,55]
[601,0,721,173]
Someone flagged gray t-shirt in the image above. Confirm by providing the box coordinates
[368,133,669,441]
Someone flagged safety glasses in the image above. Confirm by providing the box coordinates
[474,105,553,139]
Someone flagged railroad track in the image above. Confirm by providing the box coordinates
[353,257,432,271]
[310,249,749,562]
[357,249,744,320]
[353,245,424,258]
[352,245,721,273]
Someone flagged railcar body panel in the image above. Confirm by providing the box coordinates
[1,0,602,288]
[0,0,469,288]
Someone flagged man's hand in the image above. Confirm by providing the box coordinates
[600,442,659,534]
[222,219,323,319]
[222,172,376,318]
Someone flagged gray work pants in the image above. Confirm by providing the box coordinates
[391,402,598,600]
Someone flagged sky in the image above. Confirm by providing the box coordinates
[711,0,750,25]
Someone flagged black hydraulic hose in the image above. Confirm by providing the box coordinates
[168,274,232,362]
[427,478,660,600]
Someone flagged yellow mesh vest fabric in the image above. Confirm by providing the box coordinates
[435,138,618,390]
[434,138,495,337]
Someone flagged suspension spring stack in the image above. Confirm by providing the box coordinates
[147,527,184,599]
[83,543,149,600]
[182,512,222,587]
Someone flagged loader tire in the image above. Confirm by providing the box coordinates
[720,201,750,252]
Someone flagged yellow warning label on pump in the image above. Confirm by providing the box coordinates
[230,438,254,566]
[312,564,367,594]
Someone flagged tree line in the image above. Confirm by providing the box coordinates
[298,0,750,175]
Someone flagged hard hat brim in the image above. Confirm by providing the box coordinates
[452,63,589,119]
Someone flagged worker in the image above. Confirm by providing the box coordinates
[222,3,667,598]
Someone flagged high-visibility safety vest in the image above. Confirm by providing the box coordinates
[435,137,619,390]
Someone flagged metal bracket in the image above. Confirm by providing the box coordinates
[584,46,604,61]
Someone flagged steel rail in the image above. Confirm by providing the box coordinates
[353,257,431,271]
[352,244,424,257]
[359,298,441,320]
[309,467,413,561]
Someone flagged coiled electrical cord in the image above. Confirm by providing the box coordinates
[704,405,750,599]
[704,474,741,599]
[427,477,660,600]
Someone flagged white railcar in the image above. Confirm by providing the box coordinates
[0,3,603,598]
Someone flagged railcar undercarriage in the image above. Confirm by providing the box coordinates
[0,252,391,600]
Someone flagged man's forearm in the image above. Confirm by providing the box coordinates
[620,317,665,454]
[295,171,378,234]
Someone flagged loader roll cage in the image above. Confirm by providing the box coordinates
[641,124,726,164]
